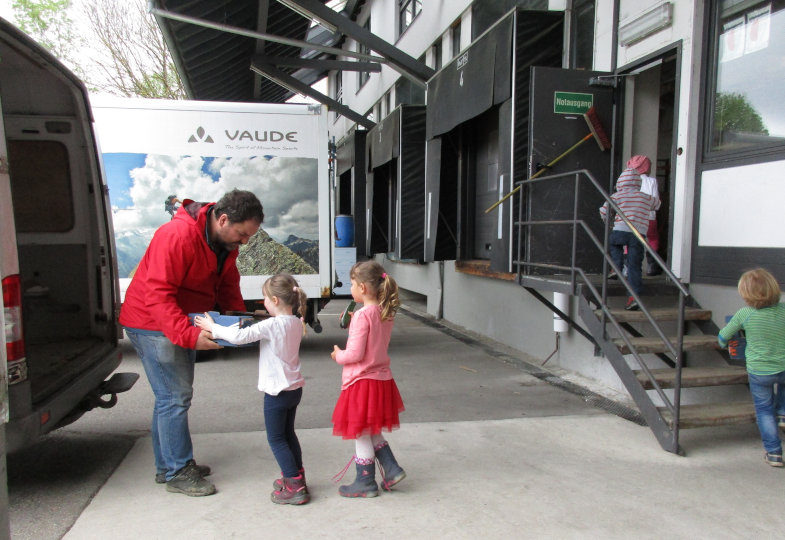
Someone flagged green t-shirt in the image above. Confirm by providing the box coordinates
[718,303,785,375]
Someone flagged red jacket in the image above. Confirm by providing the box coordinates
[119,200,246,348]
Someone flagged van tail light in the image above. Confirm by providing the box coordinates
[3,274,26,379]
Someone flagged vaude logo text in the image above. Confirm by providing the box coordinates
[188,126,299,144]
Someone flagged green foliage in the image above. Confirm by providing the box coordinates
[10,0,184,99]
[11,0,82,73]
[715,92,768,135]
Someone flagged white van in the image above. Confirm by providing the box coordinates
[0,18,137,453]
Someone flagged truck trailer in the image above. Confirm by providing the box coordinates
[91,97,333,331]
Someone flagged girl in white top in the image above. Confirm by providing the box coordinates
[194,273,309,505]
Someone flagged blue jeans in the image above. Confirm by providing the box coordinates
[609,230,645,294]
[264,388,303,478]
[747,371,785,454]
[126,330,195,480]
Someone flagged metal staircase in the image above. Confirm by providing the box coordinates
[510,170,754,454]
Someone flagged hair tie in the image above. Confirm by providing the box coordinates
[381,273,387,279]
[293,286,298,292]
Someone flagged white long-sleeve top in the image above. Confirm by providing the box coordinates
[640,174,661,219]
[210,315,304,396]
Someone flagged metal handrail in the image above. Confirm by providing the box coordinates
[510,169,689,450]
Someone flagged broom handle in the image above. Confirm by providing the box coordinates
[484,132,593,213]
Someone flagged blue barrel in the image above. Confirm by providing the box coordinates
[335,214,354,247]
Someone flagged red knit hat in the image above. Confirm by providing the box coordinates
[626,155,651,175]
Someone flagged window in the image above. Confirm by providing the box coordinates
[334,71,343,120]
[708,0,785,155]
[358,19,371,89]
[399,0,422,35]
[432,40,442,70]
[570,0,594,69]
[395,77,425,106]
[451,21,461,58]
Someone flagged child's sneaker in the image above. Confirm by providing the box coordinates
[624,296,639,311]
[764,452,784,467]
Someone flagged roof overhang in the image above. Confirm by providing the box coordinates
[150,0,434,124]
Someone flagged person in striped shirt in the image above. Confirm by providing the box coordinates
[599,157,657,310]
[719,268,785,467]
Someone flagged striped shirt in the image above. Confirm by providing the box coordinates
[599,167,656,234]
[718,303,785,375]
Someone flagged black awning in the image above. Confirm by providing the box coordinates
[368,108,400,169]
[336,131,357,175]
[365,105,427,261]
[398,106,426,260]
[426,12,513,140]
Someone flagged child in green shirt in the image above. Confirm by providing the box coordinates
[719,268,785,467]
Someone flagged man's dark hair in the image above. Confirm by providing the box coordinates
[213,189,264,224]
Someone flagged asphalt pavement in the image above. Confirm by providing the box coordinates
[9,299,785,539]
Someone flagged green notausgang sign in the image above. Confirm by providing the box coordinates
[554,91,593,114]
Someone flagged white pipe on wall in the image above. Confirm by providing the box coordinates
[553,292,570,333]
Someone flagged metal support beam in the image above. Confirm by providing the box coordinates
[250,61,375,130]
[149,5,387,63]
[276,0,434,86]
[254,54,381,72]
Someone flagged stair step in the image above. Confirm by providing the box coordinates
[659,402,755,429]
[603,307,712,323]
[613,335,719,354]
[635,366,748,389]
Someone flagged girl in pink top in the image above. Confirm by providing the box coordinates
[331,260,406,497]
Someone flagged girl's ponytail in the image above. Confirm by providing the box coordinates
[378,273,399,322]
[295,285,308,335]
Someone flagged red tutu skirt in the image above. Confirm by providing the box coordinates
[332,378,404,440]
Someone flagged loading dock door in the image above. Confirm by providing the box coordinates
[526,67,614,275]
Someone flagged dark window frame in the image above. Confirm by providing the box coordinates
[701,0,785,166]
[399,0,422,37]
[358,19,371,90]
[334,70,343,121]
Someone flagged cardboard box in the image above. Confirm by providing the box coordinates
[188,311,257,347]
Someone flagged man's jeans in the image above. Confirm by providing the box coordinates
[747,371,785,455]
[264,388,303,478]
[609,230,645,294]
[126,330,195,480]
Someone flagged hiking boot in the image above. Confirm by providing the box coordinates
[764,452,784,467]
[166,461,217,496]
[374,442,406,490]
[339,459,378,498]
[156,460,211,484]
[273,467,307,493]
[625,296,639,311]
[271,474,309,505]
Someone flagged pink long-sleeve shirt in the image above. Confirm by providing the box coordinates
[335,304,393,390]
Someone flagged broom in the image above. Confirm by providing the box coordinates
[485,106,611,213]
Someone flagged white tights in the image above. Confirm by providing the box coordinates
[355,433,386,461]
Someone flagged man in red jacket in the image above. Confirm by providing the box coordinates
[120,189,264,496]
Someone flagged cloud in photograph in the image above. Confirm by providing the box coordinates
[106,153,318,243]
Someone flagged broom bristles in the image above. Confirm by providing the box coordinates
[583,107,611,151]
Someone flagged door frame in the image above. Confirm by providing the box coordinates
[616,42,682,269]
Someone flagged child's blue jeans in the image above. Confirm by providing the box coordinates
[264,387,303,478]
[609,230,645,294]
[747,371,785,455]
